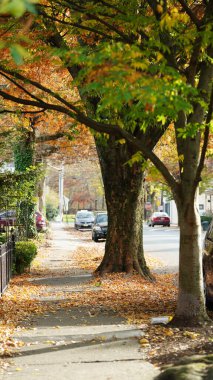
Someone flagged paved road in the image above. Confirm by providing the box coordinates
[143,224,206,273]
[143,224,179,273]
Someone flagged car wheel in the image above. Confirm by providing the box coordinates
[152,224,154,227]
[93,234,99,242]
[92,232,98,242]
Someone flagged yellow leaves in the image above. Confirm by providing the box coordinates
[0,336,26,357]
[0,275,50,357]
[117,139,126,145]
[131,61,148,71]
[139,338,150,346]
[183,331,200,340]
[160,9,189,31]
[164,329,174,337]
[156,5,163,14]
[44,340,56,345]
[160,13,174,30]
[178,154,184,162]
[156,52,163,62]
[16,340,25,347]
[99,335,107,341]
[94,281,102,287]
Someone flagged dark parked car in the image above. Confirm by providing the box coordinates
[203,218,213,305]
[148,212,170,227]
[75,210,95,229]
[35,211,46,232]
[92,212,108,242]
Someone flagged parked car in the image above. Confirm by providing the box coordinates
[203,218,213,305]
[0,210,16,230]
[74,210,95,229]
[92,212,108,242]
[0,209,46,232]
[35,211,47,232]
[148,212,170,227]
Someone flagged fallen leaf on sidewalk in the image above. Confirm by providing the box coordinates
[0,227,212,371]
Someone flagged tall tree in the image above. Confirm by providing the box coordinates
[38,1,168,278]
[14,117,37,238]
[0,1,212,325]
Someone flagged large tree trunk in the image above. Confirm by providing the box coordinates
[171,190,210,326]
[95,136,153,280]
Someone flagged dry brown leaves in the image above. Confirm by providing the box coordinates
[66,242,213,365]
[0,275,50,357]
[1,231,212,367]
[73,244,164,272]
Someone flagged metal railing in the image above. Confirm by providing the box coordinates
[0,236,14,296]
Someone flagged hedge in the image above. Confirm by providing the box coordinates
[14,241,37,274]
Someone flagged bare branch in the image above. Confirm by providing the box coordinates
[38,9,121,42]
[0,109,45,114]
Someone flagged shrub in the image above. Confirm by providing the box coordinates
[201,215,212,223]
[46,204,59,221]
[0,233,7,245]
[14,241,37,274]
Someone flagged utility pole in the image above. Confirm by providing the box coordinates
[47,163,64,222]
[58,165,64,222]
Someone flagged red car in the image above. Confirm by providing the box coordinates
[0,210,46,232]
[148,212,170,227]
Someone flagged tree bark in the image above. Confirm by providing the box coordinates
[14,130,37,238]
[171,193,210,326]
[95,136,153,280]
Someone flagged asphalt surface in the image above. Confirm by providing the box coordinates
[143,224,207,274]
[2,223,160,380]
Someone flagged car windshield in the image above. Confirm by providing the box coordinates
[77,212,93,219]
[0,210,16,217]
[96,214,108,223]
[154,212,168,217]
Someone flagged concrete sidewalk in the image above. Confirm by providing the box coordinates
[2,223,160,380]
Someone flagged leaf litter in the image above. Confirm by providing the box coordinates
[0,228,212,369]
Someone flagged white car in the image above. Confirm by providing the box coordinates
[74,210,95,229]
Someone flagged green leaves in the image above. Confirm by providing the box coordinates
[72,40,197,134]
[177,122,209,139]
[10,44,28,65]
[0,0,37,18]
[0,165,43,206]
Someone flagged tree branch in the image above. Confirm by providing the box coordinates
[38,9,121,42]
[195,85,213,185]
[0,88,121,136]
[177,0,201,28]
[0,109,45,114]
